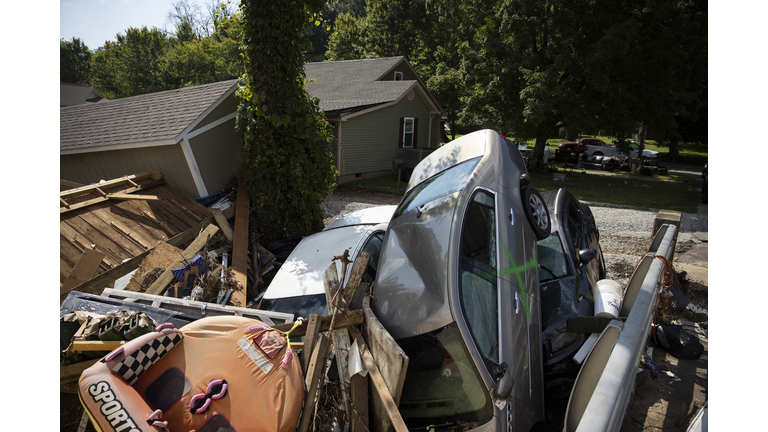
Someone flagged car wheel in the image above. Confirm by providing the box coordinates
[523,187,551,240]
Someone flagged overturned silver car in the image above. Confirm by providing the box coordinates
[371,129,552,431]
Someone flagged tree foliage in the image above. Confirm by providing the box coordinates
[236,0,337,243]
[60,37,92,84]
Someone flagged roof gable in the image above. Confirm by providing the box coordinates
[61,83,105,107]
[304,57,442,115]
[60,79,237,152]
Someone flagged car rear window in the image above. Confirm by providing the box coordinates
[394,157,481,219]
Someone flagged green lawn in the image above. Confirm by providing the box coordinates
[342,169,703,214]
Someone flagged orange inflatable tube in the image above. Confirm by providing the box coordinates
[79,316,305,432]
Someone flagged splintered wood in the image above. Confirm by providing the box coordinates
[59,171,210,288]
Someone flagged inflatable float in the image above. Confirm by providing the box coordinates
[78,315,305,432]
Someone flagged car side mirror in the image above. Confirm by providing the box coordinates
[579,248,597,264]
[492,362,514,399]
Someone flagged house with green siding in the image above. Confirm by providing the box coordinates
[60,57,444,197]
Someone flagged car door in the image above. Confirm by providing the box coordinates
[494,189,545,430]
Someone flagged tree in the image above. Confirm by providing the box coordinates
[236,0,337,243]
[60,37,92,84]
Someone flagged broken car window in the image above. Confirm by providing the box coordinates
[394,157,482,219]
[536,233,571,282]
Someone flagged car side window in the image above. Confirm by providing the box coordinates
[565,202,582,254]
[459,190,499,369]
[360,232,385,285]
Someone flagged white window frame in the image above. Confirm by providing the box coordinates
[403,117,415,147]
[394,71,403,81]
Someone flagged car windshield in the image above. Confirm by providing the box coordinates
[259,293,327,321]
[396,323,494,429]
[394,157,482,219]
[536,233,571,282]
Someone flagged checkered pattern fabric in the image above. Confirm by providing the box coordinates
[112,332,183,385]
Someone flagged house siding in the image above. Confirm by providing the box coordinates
[60,144,198,197]
[191,91,239,133]
[338,94,431,176]
[188,118,244,195]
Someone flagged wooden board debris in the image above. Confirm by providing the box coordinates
[123,242,183,292]
[60,249,106,294]
[144,224,219,296]
[60,172,211,291]
[230,172,250,307]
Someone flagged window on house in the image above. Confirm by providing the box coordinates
[403,117,414,147]
[394,71,403,81]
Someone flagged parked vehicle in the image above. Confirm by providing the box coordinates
[558,137,601,152]
[536,188,606,375]
[587,139,660,159]
[258,206,396,319]
[371,129,552,432]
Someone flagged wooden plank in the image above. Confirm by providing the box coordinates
[362,296,409,411]
[76,208,146,257]
[60,177,166,213]
[60,171,159,199]
[61,179,86,189]
[210,207,234,242]
[107,193,158,201]
[114,199,175,243]
[323,262,352,418]
[151,185,210,224]
[60,218,216,303]
[271,310,365,338]
[110,219,150,250]
[61,217,129,267]
[61,250,106,293]
[70,340,125,352]
[348,325,409,432]
[298,334,330,432]
[349,373,369,432]
[343,251,371,308]
[61,359,100,385]
[302,314,322,373]
[230,172,250,307]
[144,224,220,296]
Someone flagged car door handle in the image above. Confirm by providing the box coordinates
[514,291,520,314]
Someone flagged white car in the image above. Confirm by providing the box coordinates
[258,206,396,320]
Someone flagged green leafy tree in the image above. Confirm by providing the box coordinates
[237,0,337,243]
[60,37,92,84]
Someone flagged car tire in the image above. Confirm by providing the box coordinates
[523,187,551,240]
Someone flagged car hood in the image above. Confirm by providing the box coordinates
[324,205,396,231]
[263,223,387,300]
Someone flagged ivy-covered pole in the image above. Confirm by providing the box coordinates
[236,0,337,243]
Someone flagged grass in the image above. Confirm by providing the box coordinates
[341,168,703,214]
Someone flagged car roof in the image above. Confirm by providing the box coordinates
[405,130,489,192]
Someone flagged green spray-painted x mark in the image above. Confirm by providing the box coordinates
[499,244,537,316]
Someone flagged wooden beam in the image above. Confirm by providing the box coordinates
[59,219,216,303]
[70,340,125,352]
[230,171,250,306]
[144,223,219,296]
[302,314,322,373]
[60,171,159,199]
[210,207,234,242]
[61,250,106,293]
[60,359,100,384]
[323,261,352,419]
[60,176,166,214]
[271,310,364,338]
[61,179,86,189]
[106,193,158,201]
[343,251,370,309]
[297,335,330,432]
[348,326,409,432]
[349,373,369,432]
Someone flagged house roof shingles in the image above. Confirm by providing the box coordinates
[61,57,435,153]
[60,79,237,152]
[304,56,415,112]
